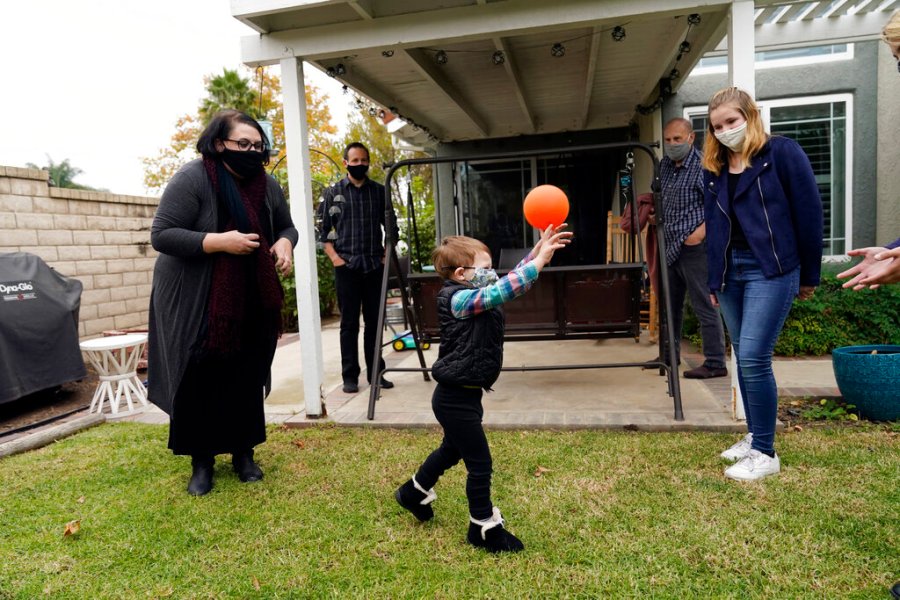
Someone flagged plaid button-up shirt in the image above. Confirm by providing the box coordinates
[317,176,399,273]
[660,147,705,267]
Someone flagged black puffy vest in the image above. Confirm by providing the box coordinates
[431,280,505,389]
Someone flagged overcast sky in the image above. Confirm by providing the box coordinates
[0,0,347,196]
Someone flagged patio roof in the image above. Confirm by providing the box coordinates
[233,0,896,147]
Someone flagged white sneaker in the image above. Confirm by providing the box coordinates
[724,449,780,481]
[720,433,753,462]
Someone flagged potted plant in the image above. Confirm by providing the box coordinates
[831,345,900,421]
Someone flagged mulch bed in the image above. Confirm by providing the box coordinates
[0,371,98,440]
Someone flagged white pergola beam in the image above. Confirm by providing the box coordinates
[239,0,731,65]
[402,48,491,137]
[348,0,373,20]
[493,37,536,133]
[330,66,449,139]
[728,0,757,97]
[279,56,325,418]
[711,7,889,51]
[754,10,891,46]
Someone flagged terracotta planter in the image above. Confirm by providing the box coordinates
[831,345,900,421]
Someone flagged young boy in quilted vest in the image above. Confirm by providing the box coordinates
[395,224,571,553]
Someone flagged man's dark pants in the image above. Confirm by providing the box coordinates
[666,241,727,369]
[334,264,386,384]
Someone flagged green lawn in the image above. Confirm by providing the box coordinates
[0,424,897,599]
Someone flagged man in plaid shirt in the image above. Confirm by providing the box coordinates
[650,118,727,379]
[318,142,399,393]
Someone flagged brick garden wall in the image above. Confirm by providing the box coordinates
[0,166,159,338]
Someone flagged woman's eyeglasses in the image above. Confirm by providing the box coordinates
[225,138,265,152]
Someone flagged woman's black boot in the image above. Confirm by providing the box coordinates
[187,456,214,496]
[232,449,263,482]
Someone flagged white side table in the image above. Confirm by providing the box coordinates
[79,333,149,416]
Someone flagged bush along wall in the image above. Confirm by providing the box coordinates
[682,271,900,357]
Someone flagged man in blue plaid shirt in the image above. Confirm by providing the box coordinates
[651,118,727,379]
[318,142,399,393]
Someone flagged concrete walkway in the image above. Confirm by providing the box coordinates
[126,322,839,431]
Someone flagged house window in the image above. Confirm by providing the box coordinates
[693,43,853,74]
[685,93,852,256]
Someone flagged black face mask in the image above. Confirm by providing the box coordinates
[222,149,265,179]
[347,164,369,180]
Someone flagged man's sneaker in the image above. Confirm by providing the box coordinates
[725,449,780,481]
[467,507,524,553]
[720,433,753,462]
[684,365,728,379]
[394,477,435,522]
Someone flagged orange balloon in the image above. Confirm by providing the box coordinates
[523,185,569,230]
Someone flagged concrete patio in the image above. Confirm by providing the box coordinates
[128,320,839,431]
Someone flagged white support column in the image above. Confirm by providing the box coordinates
[727,0,754,422]
[280,56,325,418]
[727,0,756,98]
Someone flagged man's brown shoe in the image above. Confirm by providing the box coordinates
[683,365,728,379]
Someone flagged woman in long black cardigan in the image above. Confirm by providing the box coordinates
[148,110,297,496]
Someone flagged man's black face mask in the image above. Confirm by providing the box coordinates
[347,164,369,180]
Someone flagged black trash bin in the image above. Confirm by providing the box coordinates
[0,252,86,404]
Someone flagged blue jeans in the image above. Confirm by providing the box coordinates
[716,249,798,455]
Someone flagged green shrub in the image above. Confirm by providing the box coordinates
[681,272,900,357]
[277,249,338,333]
[316,249,337,317]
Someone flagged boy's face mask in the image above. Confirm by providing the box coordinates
[469,267,499,288]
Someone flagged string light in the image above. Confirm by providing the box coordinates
[326,63,346,77]
[435,50,448,65]
[611,26,626,42]
[550,43,566,57]
[491,50,505,65]
[381,50,394,57]
[635,13,702,115]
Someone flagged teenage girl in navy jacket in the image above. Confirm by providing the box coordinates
[701,87,823,481]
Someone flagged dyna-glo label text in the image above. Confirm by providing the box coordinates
[1,281,37,301]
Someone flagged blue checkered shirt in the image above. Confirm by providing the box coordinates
[660,147,705,266]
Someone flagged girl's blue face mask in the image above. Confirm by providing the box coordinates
[469,267,499,288]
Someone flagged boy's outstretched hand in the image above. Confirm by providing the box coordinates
[531,224,573,271]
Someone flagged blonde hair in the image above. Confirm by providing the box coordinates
[432,236,490,280]
[701,87,769,176]
[882,9,900,45]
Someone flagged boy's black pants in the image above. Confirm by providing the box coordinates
[415,383,493,520]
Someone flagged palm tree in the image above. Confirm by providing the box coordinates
[26,156,91,189]
[199,69,259,124]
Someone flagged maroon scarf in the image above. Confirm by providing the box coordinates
[203,157,283,355]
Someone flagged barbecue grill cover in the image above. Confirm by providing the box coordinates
[0,252,86,404]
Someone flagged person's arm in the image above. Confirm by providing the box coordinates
[269,179,298,247]
[152,167,259,257]
[859,247,900,287]
[322,241,345,266]
[150,168,209,257]
[450,261,540,318]
[268,179,298,275]
[780,139,824,288]
[315,185,346,266]
[452,226,572,318]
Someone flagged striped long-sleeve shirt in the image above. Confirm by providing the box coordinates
[450,251,539,318]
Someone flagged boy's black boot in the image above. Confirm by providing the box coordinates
[394,476,436,521]
[467,507,524,553]
[232,449,263,483]
[187,455,214,496]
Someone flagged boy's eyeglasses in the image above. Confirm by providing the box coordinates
[225,138,265,152]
